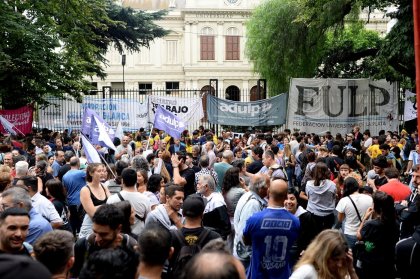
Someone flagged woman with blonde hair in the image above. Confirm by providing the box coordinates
[283,143,296,189]
[290,229,358,279]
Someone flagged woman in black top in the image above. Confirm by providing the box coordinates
[356,191,399,279]
[45,179,72,232]
[79,163,110,238]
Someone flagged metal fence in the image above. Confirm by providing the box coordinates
[35,84,270,134]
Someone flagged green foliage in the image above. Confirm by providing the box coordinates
[246,0,415,93]
[246,0,325,94]
[0,0,168,109]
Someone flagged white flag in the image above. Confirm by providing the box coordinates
[0,115,17,135]
[115,122,124,140]
[94,116,117,151]
[81,134,101,163]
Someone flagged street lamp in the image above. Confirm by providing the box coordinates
[122,54,126,92]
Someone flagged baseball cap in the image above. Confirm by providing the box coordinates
[182,194,207,218]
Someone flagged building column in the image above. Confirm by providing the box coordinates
[217,22,224,65]
[184,22,191,66]
[242,80,249,102]
[241,23,248,65]
[191,21,198,64]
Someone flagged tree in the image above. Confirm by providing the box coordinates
[246,0,415,94]
[0,0,168,109]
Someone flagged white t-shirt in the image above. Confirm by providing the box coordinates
[107,190,151,235]
[289,264,318,279]
[336,193,373,235]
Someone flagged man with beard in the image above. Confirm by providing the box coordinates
[0,208,31,256]
[72,204,137,277]
[145,184,184,231]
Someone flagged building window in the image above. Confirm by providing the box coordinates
[166,40,178,64]
[250,86,266,101]
[200,27,215,60]
[200,85,215,121]
[111,82,124,95]
[226,27,240,60]
[139,83,152,95]
[166,82,179,94]
[226,85,240,101]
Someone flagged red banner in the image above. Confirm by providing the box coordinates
[0,106,33,135]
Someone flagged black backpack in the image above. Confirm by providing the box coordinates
[171,228,211,277]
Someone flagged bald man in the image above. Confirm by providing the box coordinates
[242,179,300,279]
[181,251,246,279]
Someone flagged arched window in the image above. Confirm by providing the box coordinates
[250,86,266,101]
[226,86,240,101]
[225,27,240,60]
[201,85,216,121]
[201,27,215,60]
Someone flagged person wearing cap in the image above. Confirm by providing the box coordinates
[169,194,221,277]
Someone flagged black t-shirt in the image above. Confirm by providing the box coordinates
[374,176,388,188]
[325,156,344,178]
[180,167,196,197]
[169,227,221,267]
[360,219,399,267]
[246,160,263,174]
[57,164,71,181]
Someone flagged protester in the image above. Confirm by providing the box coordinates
[0,208,31,256]
[290,229,358,279]
[78,163,110,238]
[336,177,373,249]
[233,174,268,268]
[356,191,399,279]
[107,168,151,236]
[34,230,75,277]
[145,183,184,231]
[243,178,300,279]
[72,204,137,277]
[137,224,174,279]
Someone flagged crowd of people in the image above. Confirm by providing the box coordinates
[0,125,420,279]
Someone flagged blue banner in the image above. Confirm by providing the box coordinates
[206,94,288,126]
[153,106,186,139]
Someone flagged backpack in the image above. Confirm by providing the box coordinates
[171,228,211,277]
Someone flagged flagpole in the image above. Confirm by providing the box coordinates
[98,150,117,179]
[81,132,117,179]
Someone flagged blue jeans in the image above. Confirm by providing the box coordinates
[344,234,358,250]
[286,167,294,189]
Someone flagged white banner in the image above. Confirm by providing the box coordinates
[38,97,148,131]
[286,78,398,135]
[148,96,203,125]
[404,90,417,122]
